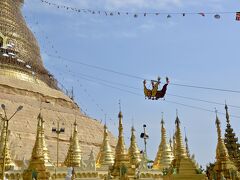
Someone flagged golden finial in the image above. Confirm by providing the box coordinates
[175,109,180,125]
[128,126,141,168]
[225,102,230,124]
[96,123,114,168]
[215,109,222,141]
[118,100,123,119]
[161,112,164,126]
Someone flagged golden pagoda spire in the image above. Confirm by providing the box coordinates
[223,104,240,169]
[111,110,131,178]
[38,113,53,167]
[128,126,141,168]
[64,119,82,167]
[115,111,127,155]
[96,123,114,168]
[212,112,240,179]
[215,114,231,163]
[0,118,15,170]
[153,114,174,170]
[174,115,187,160]
[24,114,50,179]
[166,113,205,180]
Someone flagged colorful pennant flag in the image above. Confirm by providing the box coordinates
[214,14,220,19]
[236,12,240,21]
[40,0,240,22]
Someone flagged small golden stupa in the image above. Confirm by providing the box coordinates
[153,115,174,171]
[0,116,15,170]
[128,126,141,169]
[96,124,115,169]
[38,113,54,167]
[64,120,82,167]
[207,113,240,180]
[23,113,52,180]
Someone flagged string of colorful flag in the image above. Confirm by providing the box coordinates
[40,0,240,20]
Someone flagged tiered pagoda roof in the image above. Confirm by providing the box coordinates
[224,104,240,169]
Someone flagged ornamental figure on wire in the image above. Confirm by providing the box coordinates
[143,77,169,100]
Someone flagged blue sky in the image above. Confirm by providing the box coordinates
[23,0,240,167]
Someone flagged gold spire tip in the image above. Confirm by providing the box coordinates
[175,113,180,125]
[118,111,123,118]
[225,103,230,123]
[161,112,164,125]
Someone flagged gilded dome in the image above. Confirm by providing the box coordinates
[0,0,57,88]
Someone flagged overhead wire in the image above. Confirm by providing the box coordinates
[47,61,240,109]
[47,53,240,94]
[170,83,240,94]
[43,51,240,119]
[166,94,240,109]
[48,54,146,80]
[70,72,240,119]
[50,63,240,119]
[164,100,240,118]
[25,13,240,119]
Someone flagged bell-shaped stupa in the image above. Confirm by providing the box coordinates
[0,0,115,165]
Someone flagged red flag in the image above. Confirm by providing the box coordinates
[236,12,240,21]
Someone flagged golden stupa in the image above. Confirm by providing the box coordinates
[2,0,240,180]
[153,115,174,171]
[206,113,240,180]
[0,0,115,165]
[96,123,115,169]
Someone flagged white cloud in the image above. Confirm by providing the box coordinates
[104,0,183,9]
[139,21,157,31]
